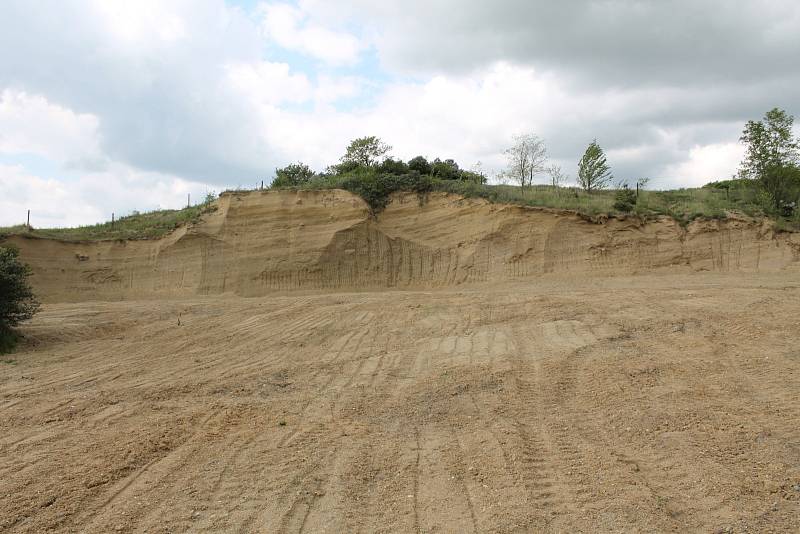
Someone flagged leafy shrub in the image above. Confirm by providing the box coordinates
[327,160,363,175]
[272,163,315,188]
[376,158,409,175]
[0,245,40,352]
[761,164,800,216]
[703,178,758,191]
[331,170,433,212]
[431,158,461,180]
[613,186,637,212]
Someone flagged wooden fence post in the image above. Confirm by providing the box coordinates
[27,209,30,229]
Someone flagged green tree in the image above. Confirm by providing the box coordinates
[376,157,409,175]
[327,160,362,175]
[341,136,392,168]
[0,246,40,351]
[408,156,432,175]
[271,162,314,188]
[577,140,612,192]
[739,108,799,179]
[761,164,800,215]
[431,158,461,180]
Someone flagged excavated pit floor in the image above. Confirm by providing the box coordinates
[2,272,799,532]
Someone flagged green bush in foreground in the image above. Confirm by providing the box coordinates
[0,245,40,353]
[613,185,637,213]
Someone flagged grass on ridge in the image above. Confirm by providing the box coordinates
[1,180,796,242]
[293,174,777,225]
[0,202,216,242]
[421,180,770,222]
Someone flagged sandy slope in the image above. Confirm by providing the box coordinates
[1,273,799,533]
[1,191,799,532]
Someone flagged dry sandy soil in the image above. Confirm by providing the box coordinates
[2,272,799,533]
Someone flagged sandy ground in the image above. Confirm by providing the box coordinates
[1,273,799,533]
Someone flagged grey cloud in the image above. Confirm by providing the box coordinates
[0,0,276,184]
[317,0,798,181]
[353,1,800,85]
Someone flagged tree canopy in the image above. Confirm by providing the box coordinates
[738,108,800,216]
[408,156,432,175]
[739,108,799,180]
[341,136,392,168]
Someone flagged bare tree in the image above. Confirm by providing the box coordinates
[503,133,548,191]
[548,164,567,188]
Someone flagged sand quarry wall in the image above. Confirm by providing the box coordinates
[3,189,799,302]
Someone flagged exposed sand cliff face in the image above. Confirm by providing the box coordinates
[3,189,799,302]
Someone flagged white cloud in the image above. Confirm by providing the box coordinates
[0,163,104,227]
[0,0,271,183]
[224,61,313,105]
[228,60,753,188]
[90,0,189,46]
[0,161,217,228]
[258,2,362,65]
[663,143,745,188]
[314,75,365,105]
[235,63,557,173]
[0,90,102,167]
[0,90,219,228]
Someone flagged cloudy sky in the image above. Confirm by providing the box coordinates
[1,0,799,227]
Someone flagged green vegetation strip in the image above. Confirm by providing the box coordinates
[292,174,777,224]
[2,180,797,243]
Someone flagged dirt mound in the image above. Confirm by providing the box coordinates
[3,189,799,302]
